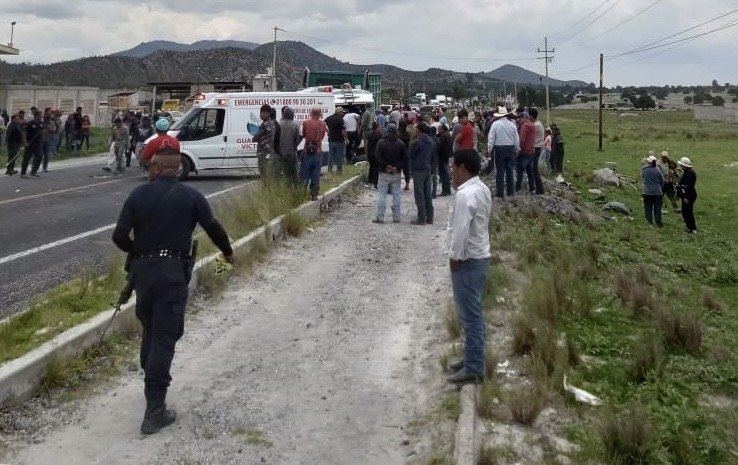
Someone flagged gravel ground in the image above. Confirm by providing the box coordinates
[5,187,457,465]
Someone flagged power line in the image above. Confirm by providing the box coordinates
[553,9,738,79]
[611,18,738,59]
[588,0,665,40]
[550,0,611,39]
[559,0,624,45]
[618,7,738,53]
[278,28,537,63]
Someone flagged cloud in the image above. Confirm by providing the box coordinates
[2,0,736,86]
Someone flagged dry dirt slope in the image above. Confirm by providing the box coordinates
[8,190,455,465]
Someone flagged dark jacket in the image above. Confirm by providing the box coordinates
[677,169,697,202]
[437,132,453,161]
[375,132,406,172]
[408,132,434,173]
[6,121,23,146]
[366,129,383,161]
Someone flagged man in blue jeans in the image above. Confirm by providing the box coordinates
[373,122,407,223]
[487,107,519,198]
[446,149,492,384]
[301,107,327,201]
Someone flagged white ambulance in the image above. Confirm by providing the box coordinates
[164,91,335,179]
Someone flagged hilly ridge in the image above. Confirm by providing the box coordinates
[0,40,588,92]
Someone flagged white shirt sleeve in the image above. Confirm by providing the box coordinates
[487,123,496,150]
[513,123,520,152]
[447,192,474,261]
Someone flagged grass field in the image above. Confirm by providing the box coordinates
[487,109,738,464]
[0,127,113,162]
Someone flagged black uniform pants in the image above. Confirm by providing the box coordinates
[133,260,188,409]
[681,198,697,232]
[6,144,21,173]
[21,144,42,175]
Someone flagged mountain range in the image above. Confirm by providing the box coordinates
[0,40,588,92]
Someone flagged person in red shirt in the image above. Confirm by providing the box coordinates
[516,112,537,193]
[140,118,180,168]
[454,109,474,150]
[301,107,327,201]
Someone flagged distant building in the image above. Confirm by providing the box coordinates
[0,85,101,124]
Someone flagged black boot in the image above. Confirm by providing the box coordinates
[141,391,177,435]
[141,406,177,435]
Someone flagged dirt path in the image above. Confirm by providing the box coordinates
[8,188,455,465]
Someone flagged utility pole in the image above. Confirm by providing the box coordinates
[271,27,282,92]
[537,36,555,125]
[598,53,604,151]
[197,62,201,95]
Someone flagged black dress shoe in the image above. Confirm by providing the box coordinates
[410,219,426,225]
[446,368,482,385]
[140,407,177,435]
[426,219,434,225]
[448,359,464,372]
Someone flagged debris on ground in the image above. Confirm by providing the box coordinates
[602,201,633,215]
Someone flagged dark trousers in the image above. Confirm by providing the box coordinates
[346,131,360,163]
[643,194,663,227]
[300,152,321,197]
[494,145,516,197]
[532,148,545,194]
[552,150,564,174]
[133,260,188,410]
[663,182,678,209]
[281,153,298,186]
[438,157,451,195]
[21,144,42,175]
[412,171,434,221]
[515,152,535,192]
[6,144,21,173]
[431,165,438,197]
[681,198,697,232]
[368,152,379,187]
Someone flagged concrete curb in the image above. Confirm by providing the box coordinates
[454,384,478,465]
[0,175,362,407]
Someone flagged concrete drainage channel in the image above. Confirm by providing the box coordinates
[454,385,479,465]
[0,176,362,407]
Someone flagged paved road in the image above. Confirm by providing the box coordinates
[0,157,255,318]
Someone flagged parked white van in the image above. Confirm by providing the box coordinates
[160,91,335,179]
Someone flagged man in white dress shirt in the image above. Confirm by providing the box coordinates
[446,148,492,384]
[488,107,519,199]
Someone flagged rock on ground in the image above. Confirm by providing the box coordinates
[6,188,454,465]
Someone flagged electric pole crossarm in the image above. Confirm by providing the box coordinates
[537,36,555,125]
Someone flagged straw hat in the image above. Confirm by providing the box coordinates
[677,157,692,168]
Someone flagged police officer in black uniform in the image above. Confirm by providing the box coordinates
[21,110,44,178]
[112,146,235,435]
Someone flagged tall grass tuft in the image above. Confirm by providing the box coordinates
[600,409,655,465]
[506,380,548,426]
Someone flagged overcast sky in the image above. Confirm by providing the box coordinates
[2,0,736,87]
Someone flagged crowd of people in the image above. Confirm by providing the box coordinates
[641,150,698,234]
[0,106,93,177]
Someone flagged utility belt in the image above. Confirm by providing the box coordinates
[134,249,190,261]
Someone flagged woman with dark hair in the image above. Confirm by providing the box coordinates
[676,157,697,234]
[550,123,565,174]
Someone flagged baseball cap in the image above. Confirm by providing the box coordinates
[155,118,170,131]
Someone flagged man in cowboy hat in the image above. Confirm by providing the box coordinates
[487,106,519,198]
[676,157,697,234]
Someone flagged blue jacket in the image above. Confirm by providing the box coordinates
[408,133,434,173]
[641,164,664,196]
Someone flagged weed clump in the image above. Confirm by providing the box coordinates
[702,289,725,314]
[511,314,536,355]
[653,307,702,354]
[477,382,500,420]
[611,267,655,316]
[628,331,664,383]
[506,381,548,426]
[477,443,499,465]
[600,409,655,465]
[484,346,499,382]
[445,302,461,340]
